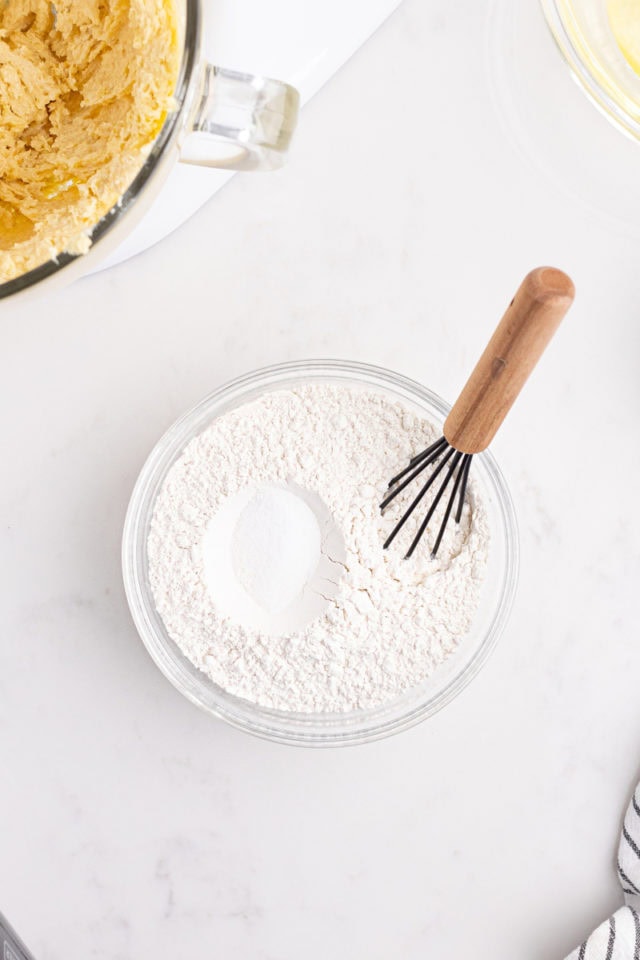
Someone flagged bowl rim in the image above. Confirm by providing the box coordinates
[122,359,520,746]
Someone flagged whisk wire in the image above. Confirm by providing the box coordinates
[380,437,448,512]
[382,445,455,550]
[455,455,473,524]
[430,453,471,558]
[386,436,447,492]
[406,451,463,558]
[407,436,447,470]
[382,442,474,558]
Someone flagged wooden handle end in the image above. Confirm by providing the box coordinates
[522,266,575,308]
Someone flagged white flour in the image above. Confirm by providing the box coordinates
[147,384,490,713]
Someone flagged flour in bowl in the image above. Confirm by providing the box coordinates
[147,384,490,712]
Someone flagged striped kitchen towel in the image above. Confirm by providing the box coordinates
[566,782,640,959]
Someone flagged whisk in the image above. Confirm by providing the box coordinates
[382,267,575,558]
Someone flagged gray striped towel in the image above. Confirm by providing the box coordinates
[566,783,640,959]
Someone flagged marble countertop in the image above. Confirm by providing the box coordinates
[3,0,640,957]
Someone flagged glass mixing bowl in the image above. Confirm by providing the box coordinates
[541,0,640,139]
[122,360,519,746]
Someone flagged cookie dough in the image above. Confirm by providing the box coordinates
[0,0,179,282]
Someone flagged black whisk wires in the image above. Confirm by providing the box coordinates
[380,438,472,559]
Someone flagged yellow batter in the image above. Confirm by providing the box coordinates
[0,0,179,283]
[608,0,640,77]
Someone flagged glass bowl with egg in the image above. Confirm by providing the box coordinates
[541,0,640,139]
[122,360,519,746]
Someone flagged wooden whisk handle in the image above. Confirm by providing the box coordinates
[443,267,575,454]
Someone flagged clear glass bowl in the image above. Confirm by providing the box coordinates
[541,0,640,139]
[122,360,519,746]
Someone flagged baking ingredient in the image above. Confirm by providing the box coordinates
[148,385,490,713]
[231,487,322,614]
[607,0,640,76]
[0,0,179,282]
[201,483,345,636]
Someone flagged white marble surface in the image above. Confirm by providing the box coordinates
[3,1,640,957]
